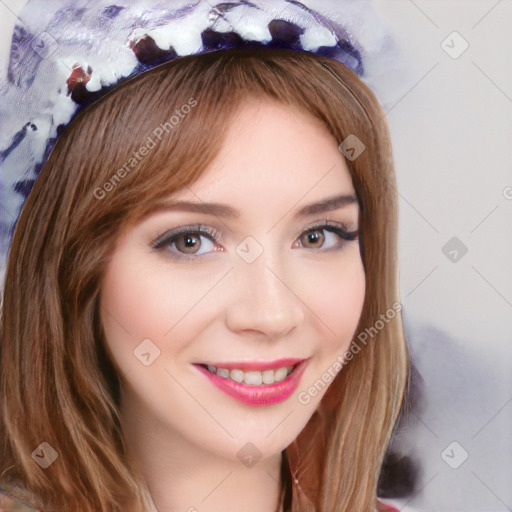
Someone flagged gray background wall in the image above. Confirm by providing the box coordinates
[373,2,512,511]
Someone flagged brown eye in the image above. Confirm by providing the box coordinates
[295,223,359,251]
[300,229,325,249]
[151,224,220,261]
[175,233,202,254]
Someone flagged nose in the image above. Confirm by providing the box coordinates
[224,250,305,339]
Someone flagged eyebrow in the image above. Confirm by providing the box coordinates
[148,193,358,219]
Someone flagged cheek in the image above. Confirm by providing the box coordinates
[101,264,163,338]
[297,250,365,351]
[99,247,223,370]
[99,249,182,367]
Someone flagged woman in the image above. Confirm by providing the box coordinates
[0,3,409,512]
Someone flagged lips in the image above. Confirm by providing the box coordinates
[193,358,309,406]
[201,363,295,385]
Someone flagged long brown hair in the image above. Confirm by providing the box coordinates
[0,48,409,511]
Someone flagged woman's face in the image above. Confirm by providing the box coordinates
[99,99,365,462]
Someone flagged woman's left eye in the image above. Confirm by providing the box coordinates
[294,222,359,251]
[150,221,358,261]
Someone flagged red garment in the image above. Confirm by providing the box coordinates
[377,499,400,512]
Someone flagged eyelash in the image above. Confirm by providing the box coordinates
[150,221,359,261]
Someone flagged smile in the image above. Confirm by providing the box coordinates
[193,358,309,406]
[203,364,295,385]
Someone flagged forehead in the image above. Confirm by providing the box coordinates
[174,99,355,207]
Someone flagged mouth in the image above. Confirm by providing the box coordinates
[193,358,309,406]
[197,360,299,385]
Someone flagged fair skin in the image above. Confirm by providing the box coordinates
[99,99,365,512]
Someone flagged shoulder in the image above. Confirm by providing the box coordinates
[0,488,39,511]
[376,498,400,512]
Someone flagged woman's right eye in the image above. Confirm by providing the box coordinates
[166,232,216,256]
[150,224,222,261]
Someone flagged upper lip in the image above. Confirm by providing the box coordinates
[195,358,307,371]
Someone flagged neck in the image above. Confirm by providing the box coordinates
[120,393,284,512]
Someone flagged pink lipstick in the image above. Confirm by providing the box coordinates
[194,358,309,406]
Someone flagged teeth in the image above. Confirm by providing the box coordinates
[217,368,229,378]
[274,367,288,382]
[230,369,244,383]
[204,364,295,385]
[262,370,274,384]
[244,371,262,385]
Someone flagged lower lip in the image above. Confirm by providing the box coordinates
[194,360,309,406]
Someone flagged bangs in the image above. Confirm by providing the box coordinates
[60,48,379,235]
